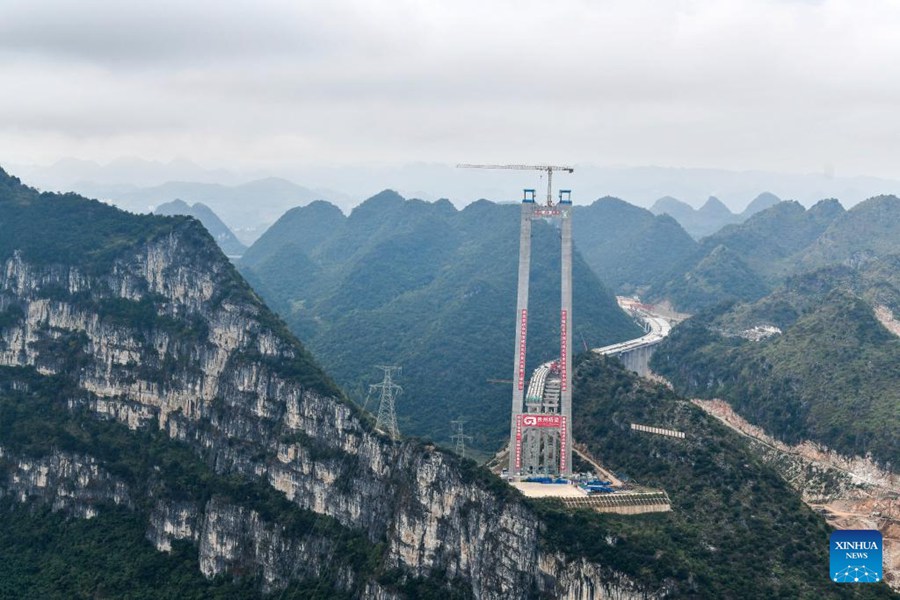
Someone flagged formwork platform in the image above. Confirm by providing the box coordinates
[558,491,671,515]
[511,482,672,514]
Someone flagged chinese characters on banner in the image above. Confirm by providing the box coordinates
[560,310,568,391]
[559,416,568,472]
[514,415,522,470]
[517,309,528,390]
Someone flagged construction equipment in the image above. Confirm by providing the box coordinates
[457,164,574,207]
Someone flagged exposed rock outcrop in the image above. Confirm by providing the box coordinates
[0,223,657,598]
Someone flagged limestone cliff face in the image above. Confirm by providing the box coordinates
[0,446,131,518]
[0,224,658,599]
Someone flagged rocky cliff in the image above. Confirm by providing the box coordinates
[0,170,653,598]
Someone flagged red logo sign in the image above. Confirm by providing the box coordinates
[521,414,562,428]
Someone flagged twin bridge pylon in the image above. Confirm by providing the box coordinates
[458,163,574,478]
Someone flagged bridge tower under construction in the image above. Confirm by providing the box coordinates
[508,184,574,479]
[456,163,575,478]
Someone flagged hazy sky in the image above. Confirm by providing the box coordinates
[3,0,900,178]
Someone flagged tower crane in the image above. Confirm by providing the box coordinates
[457,164,574,207]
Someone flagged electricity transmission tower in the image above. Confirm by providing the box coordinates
[371,366,402,441]
[451,419,473,459]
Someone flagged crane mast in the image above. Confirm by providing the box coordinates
[457,164,574,206]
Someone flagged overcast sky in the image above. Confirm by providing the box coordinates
[2,0,900,179]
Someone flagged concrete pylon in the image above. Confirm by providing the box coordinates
[507,194,534,476]
[559,198,573,476]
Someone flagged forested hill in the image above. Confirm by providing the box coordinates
[239,192,642,452]
[651,267,900,469]
[572,196,698,295]
[552,354,897,598]
[799,194,900,270]
[646,197,848,312]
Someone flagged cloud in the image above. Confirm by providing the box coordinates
[2,0,900,178]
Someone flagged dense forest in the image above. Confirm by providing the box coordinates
[651,282,900,469]
[532,354,896,598]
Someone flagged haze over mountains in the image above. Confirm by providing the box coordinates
[8,0,900,594]
[650,192,781,238]
[80,178,343,246]
[15,157,900,228]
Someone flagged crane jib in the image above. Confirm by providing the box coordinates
[456,164,575,206]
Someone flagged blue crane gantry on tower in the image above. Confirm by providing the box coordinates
[456,164,574,207]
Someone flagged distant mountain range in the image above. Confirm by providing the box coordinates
[154,199,247,256]
[650,192,781,238]
[15,156,900,217]
[572,197,697,295]
[75,178,342,245]
[646,195,900,312]
[570,193,779,299]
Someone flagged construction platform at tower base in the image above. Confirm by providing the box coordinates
[489,447,672,514]
[510,481,671,515]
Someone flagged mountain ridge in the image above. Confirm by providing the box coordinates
[650,192,783,239]
[154,198,247,256]
[573,197,698,295]
[646,197,850,311]
[0,164,634,597]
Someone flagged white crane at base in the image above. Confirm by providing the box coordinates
[457,164,574,207]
